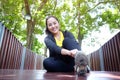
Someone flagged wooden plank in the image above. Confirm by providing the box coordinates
[0,69,120,80]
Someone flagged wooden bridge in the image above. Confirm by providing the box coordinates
[0,22,120,80]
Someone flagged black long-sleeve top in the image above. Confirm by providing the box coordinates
[44,30,77,58]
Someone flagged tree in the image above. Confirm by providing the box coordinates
[0,0,119,54]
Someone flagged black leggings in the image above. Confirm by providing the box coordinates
[43,38,80,72]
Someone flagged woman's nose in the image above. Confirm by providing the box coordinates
[51,24,55,28]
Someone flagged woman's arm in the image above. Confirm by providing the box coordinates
[61,48,78,57]
[61,48,71,56]
[44,36,72,56]
[44,36,62,54]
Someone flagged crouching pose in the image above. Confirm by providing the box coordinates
[43,15,90,75]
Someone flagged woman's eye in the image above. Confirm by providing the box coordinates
[48,24,52,26]
[54,22,56,25]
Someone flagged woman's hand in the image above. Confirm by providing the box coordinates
[70,49,78,57]
[61,48,71,56]
[61,48,78,57]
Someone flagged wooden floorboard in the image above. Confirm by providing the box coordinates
[0,69,120,80]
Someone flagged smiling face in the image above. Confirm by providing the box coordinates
[46,17,60,35]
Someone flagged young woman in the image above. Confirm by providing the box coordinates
[43,15,89,73]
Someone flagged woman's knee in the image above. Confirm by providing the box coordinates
[43,57,55,68]
[63,38,80,50]
[43,58,50,68]
[63,38,72,44]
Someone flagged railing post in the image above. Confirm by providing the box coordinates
[99,47,104,71]
[87,54,91,69]
[34,54,37,70]
[0,22,5,49]
[20,47,26,70]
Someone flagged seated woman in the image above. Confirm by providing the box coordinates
[43,15,89,74]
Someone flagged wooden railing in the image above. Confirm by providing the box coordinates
[0,22,44,70]
[88,31,120,71]
[0,22,120,71]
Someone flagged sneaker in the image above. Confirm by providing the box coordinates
[74,51,90,76]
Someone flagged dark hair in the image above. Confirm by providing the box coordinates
[45,15,59,35]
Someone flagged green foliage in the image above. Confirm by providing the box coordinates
[32,37,45,54]
[0,0,119,54]
[99,10,120,29]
